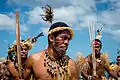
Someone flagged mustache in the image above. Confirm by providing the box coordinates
[21,52,27,56]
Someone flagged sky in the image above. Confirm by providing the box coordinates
[0,0,120,62]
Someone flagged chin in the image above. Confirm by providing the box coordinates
[57,51,65,56]
[21,57,27,59]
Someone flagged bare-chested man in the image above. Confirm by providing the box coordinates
[77,39,118,80]
[0,39,32,80]
[24,22,79,80]
[108,55,120,80]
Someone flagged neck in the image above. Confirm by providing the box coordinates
[47,46,62,60]
[21,58,27,67]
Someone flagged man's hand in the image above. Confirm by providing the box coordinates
[92,76,97,80]
[6,60,19,78]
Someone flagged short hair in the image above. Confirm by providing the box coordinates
[48,22,72,44]
[117,55,120,59]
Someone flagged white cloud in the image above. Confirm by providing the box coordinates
[25,7,45,24]
[71,0,95,12]
[6,0,71,8]
[100,11,120,25]
[40,27,49,35]
[0,14,15,30]
[0,13,29,37]
[20,24,29,33]
[7,0,120,40]
[111,29,120,41]
[53,6,78,26]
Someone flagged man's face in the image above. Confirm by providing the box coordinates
[94,44,101,54]
[93,41,101,54]
[20,45,29,59]
[52,30,71,56]
[117,57,120,63]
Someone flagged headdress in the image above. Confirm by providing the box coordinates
[93,29,102,45]
[48,22,74,39]
[7,38,33,54]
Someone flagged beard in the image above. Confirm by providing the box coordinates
[52,42,67,56]
[95,50,100,58]
[95,50,99,54]
[21,52,27,59]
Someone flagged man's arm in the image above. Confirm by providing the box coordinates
[69,59,79,80]
[105,65,118,79]
[24,55,34,80]
[6,60,19,80]
[80,55,97,80]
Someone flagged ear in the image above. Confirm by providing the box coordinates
[48,34,55,43]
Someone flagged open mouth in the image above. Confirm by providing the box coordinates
[21,54,27,58]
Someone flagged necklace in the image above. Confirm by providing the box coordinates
[44,52,69,78]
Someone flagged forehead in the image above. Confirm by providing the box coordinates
[117,57,120,59]
[21,45,29,49]
[57,30,71,35]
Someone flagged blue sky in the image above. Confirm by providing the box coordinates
[0,0,120,62]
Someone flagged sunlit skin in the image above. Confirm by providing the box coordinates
[94,44,101,58]
[117,57,120,66]
[6,44,29,80]
[117,56,120,77]
[51,30,71,59]
[20,45,29,61]
[81,40,118,80]
[24,30,79,80]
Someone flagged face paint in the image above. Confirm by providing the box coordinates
[52,30,71,56]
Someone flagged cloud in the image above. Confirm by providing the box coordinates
[25,7,45,24]
[0,14,15,30]
[0,13,29,37]
[7,0,120,41]
[20,24,29,33]
[40,27,49,35]
[6,0,71,8]
[53,6,78,26]
[108,28,120,41]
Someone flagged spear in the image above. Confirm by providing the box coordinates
[88,21,96,77]
[15,11,22,78]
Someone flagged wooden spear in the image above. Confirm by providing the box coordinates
[91,22,96,77]
[88,21,96,77]
[15,10,22,78]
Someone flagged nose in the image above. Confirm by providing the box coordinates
[64,39,69,45]
[21,50,27,54]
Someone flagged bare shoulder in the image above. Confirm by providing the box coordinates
[6,60,14,67]
[68,59,77,72]
[69,59,76,66]
[26,50,46,67]
[68,59,79,79]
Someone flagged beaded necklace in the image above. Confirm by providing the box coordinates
[44,52,69,78]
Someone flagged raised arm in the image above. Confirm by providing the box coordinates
[6,60,19,80]
[105,64,118,79]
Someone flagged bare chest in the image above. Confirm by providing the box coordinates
[32,58,53,80]
[32,57,71,80]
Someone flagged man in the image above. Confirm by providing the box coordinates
[78,39,118,80]
[108,55,120,80]
[24,22,79,80]
[0,39,33,80]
